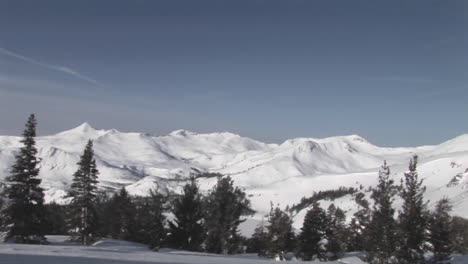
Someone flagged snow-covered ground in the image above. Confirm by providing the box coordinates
[0,236,466,264]
[1,123,468,234]
[0,236,364,264]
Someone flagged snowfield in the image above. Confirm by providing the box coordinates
[0,236,466,264]
[0,236,364,264]
[1,123,468,234]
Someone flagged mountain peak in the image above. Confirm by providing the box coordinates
[76,122,94,131]
[56,122,100,136]
[69,122,97,133]
[169,129,197,137]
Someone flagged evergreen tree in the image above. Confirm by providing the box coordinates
[348,195,371,252]
[428,198,453,263]
[264,204,296,259]
[104,187,137,241]
[134,190,166,250]
[0,195,3,229]
[397,155,428,264]
[367,161,398,264]
[168,178,205,251]
[67,140,100,245]
[0,114,47,243]
[325,204,347,260]
[298,201,328,261]
[450,216,468,254]
[246,218,269,256]
[44,202,68,235]
[204,175,252,254]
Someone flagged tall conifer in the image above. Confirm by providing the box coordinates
[67,140,100,245]
[204,175,252,254]
[367,161,397,264]
[348,197,371,252]
[298,201,328,261]
[135,190,166,250]
[105,187,137,241]
[429,198,453,262]
[265,204,296,258]
[247,219,269,256]
[1,114,47,243]
[397,155,428,264]
[326,204,347,260]
[168,177,205,251]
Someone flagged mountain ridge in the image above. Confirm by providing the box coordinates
[1,122,467,232]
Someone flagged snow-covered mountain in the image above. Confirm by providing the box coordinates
[1,123,467,231]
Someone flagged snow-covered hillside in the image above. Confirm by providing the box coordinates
[1,123,467,232]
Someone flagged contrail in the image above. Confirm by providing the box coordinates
[0,47,106,88]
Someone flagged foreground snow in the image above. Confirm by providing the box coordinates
[0,236,466,264]
[0,236,363,264]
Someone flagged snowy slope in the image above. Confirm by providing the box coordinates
[0,123,467,232]
[0,236,467,264]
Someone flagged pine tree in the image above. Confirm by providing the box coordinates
[204,175,252,254]
[1,114,47,243]
[348,194,371,252]
[325,204,347,260]
[168,177,205,251]
[105,187,137,241]
[450,216,468,254]
[367,161,398,264]
[247,218,269,256]
[428,198,453,263]
[397,155,428,264]
[44,202,68,235]
[0,195,3,229]
[134,190,167,250]
[298,201,328,261]
[264,204,296,259]
[67,140,100,245]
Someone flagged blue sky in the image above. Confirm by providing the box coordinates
[0,0,466,146]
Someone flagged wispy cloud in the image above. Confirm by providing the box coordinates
[0,47,106,88]
[0,74,94,96]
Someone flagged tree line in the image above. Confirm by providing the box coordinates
[0,114,253,254]
[246,158,468,263]
[1,114,468,263]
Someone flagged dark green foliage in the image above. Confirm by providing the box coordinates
[347,192,371,251]
[298,201,328,261]
[43,202,68,235]
[168,178,205,251]
[325,204,347,260]
[0,190,4,229]
[1,114,47,243]
[428,198,453,263]
[347,205,371,252]
[204,175,252,254]
[133,190,167,250]
[191,171,223,179]
[58,187,168,250]
[264,204,296,258]
[289,187,357,216]
[103,188,137,241]
[367,161,398,264]
[450,216,468,254]
[67,140,100,245]
[355,192,370,209]
[246,219,269,256]
[396,155,428,264]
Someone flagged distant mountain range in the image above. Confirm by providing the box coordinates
[1,123,467,231]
